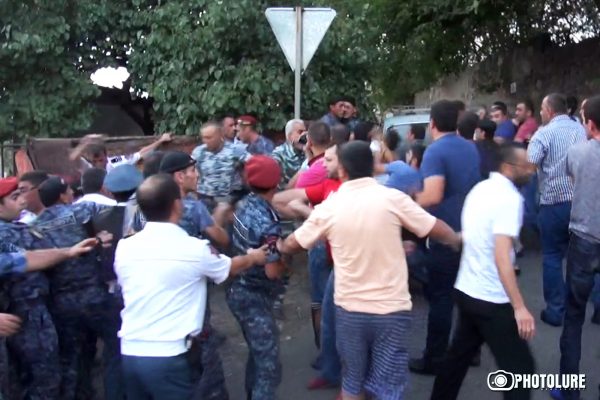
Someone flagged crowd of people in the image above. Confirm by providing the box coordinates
[0,92,598,400]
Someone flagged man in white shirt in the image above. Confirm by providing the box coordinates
[431,143,536,400]
[75,168,117,206]
[115,174,267,400]
[70,133,172,173]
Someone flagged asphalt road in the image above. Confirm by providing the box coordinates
[212,250,600,400]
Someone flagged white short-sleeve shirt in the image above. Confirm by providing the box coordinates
[115,222,231,357]
[454,173,523,304]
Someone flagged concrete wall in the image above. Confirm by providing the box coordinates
[414,37,600,113]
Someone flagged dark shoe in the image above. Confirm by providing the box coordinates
[591,309,600,325]
[540,310,562,327]
[307,377,338,390]
[409,357,438,375]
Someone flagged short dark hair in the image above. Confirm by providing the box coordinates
[496,142,526,169]
[491,101,508,116]
[566,95,578,116]
[337,141,373,180]
[457,112,479,140]
[410,124,426,140]
[136,174,181,222]
[409,143,426,168]
[142,151,166,178]
[112,189,136,203]
[87,144,107,157]
[19,170,49,187]
[307,121,331,147]
[478,119,497,140]
[328,96,344,106]
[81,168,107,195]
[353,121,374,142]
[583,95,600,126]
[331,124,351,145]
[545,93,568,114]
[452,99,466,112]
[520,99,535,114]
[430,100,458,132]
[384,129,400,152]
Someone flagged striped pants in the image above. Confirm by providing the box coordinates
[336,306,411,400]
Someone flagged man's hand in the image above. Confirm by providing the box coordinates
[159,133,173,143]
[448,232,462,252]
[514,306,535,340]
[0,313,22,337]
[67,238,101,258]
[247,245,269,265]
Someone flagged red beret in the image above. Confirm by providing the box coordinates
[244,155,281,189]
[238,115,258,126]
[0,177,19,199]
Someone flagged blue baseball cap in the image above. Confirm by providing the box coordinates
[104,164,143,193]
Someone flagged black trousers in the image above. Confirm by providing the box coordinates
[431,290,535,400]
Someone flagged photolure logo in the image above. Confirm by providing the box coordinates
[487,370,586,392]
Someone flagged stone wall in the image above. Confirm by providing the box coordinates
[414,36,600,112]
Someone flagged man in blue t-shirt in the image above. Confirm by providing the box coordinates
[411,99,481,375]
[491,101,517,143]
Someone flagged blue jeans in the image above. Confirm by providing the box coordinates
[538,202,572,321]
[308,241,331,305]
[424,243,461,361]
[559,233,600,399]
[122,354,193,400]
[521,173,539,232]
[319,271,341,383]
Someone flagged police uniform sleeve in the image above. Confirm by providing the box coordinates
[0,243,27,276]
[193,201,214,232]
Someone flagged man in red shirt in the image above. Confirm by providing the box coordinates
[273,144,342,392]
[514,99,539,144]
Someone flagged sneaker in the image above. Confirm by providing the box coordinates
[408,357,438,375]
[540,310,562,327]
[307,377,338,390]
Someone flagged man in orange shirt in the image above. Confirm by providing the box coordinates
[278,142,461,400]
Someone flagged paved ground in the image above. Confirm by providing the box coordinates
[211,249,600,400]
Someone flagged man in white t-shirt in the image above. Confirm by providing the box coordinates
[70,133,172,173]
[115,174,267,399]
[431,143,536,400]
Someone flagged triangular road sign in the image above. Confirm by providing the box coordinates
[265,7,336,72]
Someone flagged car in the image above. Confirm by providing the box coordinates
[383,109,431,160]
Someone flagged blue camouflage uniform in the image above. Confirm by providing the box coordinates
[134,197,229,400]
[192,142,249,209]
[246,135,274,155]
[32,203,122,400]
[0,220,61,400]
[225,193,283,400]
[0,244,26,277]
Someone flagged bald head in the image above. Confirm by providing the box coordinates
[136,174,181,222]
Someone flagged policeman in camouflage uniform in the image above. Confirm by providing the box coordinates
[158,152,230,400]
[226,156,285,400]
[33,177,122,400]
[0,177,60,400]
[192,121,250,211]
[237,115,275,155]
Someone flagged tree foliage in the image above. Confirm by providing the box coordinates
[2,0,600,139]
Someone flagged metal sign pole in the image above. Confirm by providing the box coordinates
[294,6,302,119]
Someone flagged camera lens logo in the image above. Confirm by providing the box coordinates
[487,370,515,391]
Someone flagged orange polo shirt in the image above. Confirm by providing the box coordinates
[294,177,436,315]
